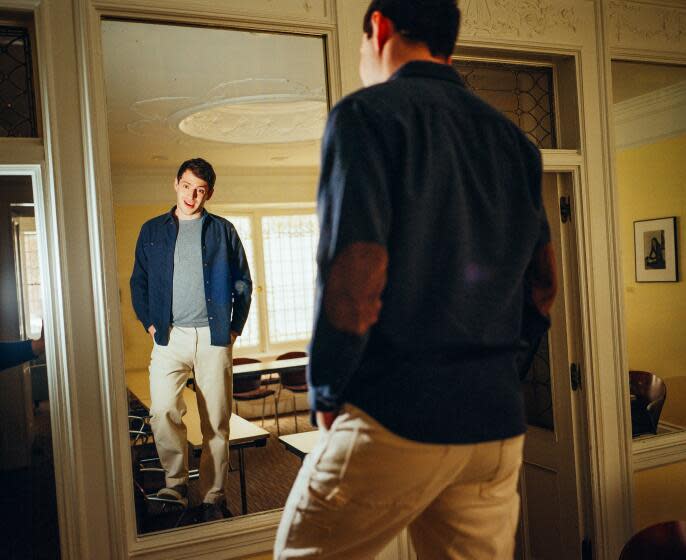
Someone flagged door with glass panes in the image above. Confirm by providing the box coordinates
[517,171,588,560]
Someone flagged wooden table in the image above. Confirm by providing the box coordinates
[232,356,308,379]
[126,369,269,514]
[278,430,320,461]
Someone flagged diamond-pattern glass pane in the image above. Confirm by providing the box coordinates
[0,26,37,137]
[224,215,260,349]
[521,334,554,430]
[453,60,556,149]
[262,214,318,345]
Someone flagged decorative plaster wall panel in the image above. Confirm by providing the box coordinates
[609,1,686,54]
[459,0,585,44]
[94,0,331,23]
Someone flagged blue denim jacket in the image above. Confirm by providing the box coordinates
[130,208,252,347]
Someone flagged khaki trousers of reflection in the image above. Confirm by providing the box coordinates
[148,326,232,504]
[274,404,524,560]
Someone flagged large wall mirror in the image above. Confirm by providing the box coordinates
[100,18,328,534]
[612,60,686,441]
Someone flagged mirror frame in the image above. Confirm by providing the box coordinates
[608,54,686,472]
[77,1,341,557]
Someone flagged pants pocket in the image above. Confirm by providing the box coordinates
[479,435,524,500]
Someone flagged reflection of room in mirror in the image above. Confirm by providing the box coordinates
[101,19,328,533]
[612,60,686,438]
[0,176,57,557]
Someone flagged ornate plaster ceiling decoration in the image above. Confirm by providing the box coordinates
[125,78,327,145]
[609,1,686,48]
[460,0,578,40]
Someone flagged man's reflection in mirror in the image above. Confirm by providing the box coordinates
[130,158,252,521]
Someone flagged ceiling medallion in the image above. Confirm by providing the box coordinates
[126,78,327,145]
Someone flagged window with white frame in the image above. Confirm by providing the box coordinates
[224,210,318,353]
[228,214,260,349]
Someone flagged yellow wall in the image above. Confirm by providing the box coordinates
[115,203,169,371]
[618,134,686,427]
[618,134,686,530]
[634,461,686,530]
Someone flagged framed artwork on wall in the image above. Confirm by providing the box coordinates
[634,217,679,282]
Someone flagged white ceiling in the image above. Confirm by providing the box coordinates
[101,20,328,174]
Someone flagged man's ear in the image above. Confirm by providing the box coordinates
[371,11,394,54]
[205,188,214,202]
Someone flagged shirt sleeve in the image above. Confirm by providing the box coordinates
[0,340,36,372]
[130,224,151,331]
[228,224,253,335]
[308,98,393,415]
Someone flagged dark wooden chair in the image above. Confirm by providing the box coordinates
[232,357,279,433]
[629,370,667,437]
[276,351,308,433]
[619,520,686,559]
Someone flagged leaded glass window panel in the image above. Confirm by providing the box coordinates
[453,60,557,149]
[522,334,554,430]
[0,25,37,137]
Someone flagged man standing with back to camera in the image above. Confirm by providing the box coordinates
[275,0,557,558]
[130,158,252,521]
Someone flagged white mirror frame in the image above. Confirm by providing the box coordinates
[606,47,686,472]
[75,1,341,558]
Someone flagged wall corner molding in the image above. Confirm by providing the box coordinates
[613,80,686,149]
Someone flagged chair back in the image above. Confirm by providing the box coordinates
[630,370,667,402]
[619,520,686,560]
[277,351,307,387]
[629,370,667,436]
[233,357,262,393]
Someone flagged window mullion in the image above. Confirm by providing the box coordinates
[252,211,271,354]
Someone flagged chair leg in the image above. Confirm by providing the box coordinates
[274,394,280,437]
[261,397,267,427]
[293,395,298,433]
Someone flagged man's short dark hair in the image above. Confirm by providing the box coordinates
[176,158,216,190]
[363,0,460,59]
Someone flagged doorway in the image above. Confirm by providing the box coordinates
[517,170,591,560]
[0,173,60,559]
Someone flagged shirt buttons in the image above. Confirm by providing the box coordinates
[209,316,213,320]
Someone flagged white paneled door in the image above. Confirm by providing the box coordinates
[518,171,588,560]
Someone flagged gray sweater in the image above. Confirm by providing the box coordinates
[172,217,209,327]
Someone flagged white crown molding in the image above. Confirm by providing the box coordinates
[613,80,686,148]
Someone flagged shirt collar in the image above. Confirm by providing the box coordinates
[389,60,465,87]
[164,206,210,223]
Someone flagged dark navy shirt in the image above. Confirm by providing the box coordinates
[130,208,252,347]
[308,61,550,444]
[0,340,36,371]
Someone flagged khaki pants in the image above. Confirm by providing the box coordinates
[274,404,524,559]
[148,326,232,504]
